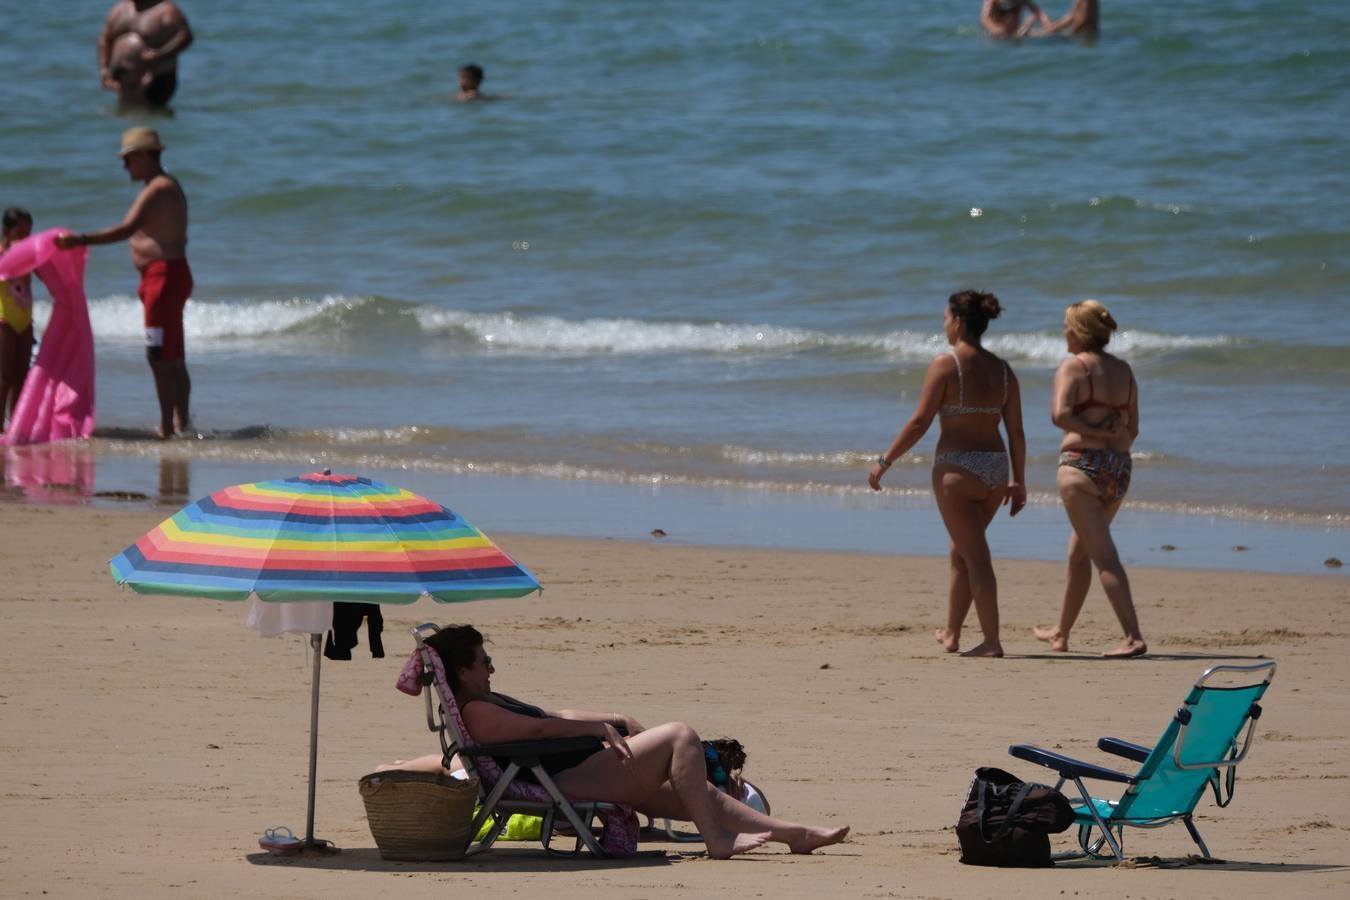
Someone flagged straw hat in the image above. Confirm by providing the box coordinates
[120,126,165,157]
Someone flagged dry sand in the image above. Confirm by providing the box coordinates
[1,502,1347,898]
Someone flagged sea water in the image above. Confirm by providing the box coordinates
[2,2,1347,572]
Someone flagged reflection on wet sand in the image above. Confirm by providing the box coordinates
[1,442,95,505]
[157,455,190,503]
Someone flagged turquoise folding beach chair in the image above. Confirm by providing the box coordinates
[1008,661,1275,863]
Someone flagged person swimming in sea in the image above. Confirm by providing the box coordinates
[980,0,1052,38]
[1037,0,1100,38]
[456,63,487,102]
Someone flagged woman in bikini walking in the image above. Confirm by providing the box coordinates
[1034,299,1147,658]
[869,290,1027,658]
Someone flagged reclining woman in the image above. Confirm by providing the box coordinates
[382,625,849,858]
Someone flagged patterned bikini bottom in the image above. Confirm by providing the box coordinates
[934,450,1009,489]
[1059,448,1133,504]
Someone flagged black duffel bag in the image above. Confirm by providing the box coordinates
[956,767,1076,867]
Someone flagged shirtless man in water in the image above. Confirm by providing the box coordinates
[1039,0,1100,38]
[97,1,194,107]
[57,128,193,439]
[980,0,1051,38]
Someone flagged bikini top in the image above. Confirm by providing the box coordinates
[939,349,1008,417]
[1070,356,1132,415]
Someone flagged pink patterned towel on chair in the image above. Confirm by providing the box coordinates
[397,648,639,856]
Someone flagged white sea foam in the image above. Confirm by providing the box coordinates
[36,294,363,342]
[55,295,1231,360]
[414,308,826,353]
[414,308,1228,361]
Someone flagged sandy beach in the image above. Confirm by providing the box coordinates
[1,501,1347,898]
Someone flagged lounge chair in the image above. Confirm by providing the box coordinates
[1008,661,1275,863]
[396,623,637,858]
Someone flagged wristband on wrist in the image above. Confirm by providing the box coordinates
[876,455,891,469]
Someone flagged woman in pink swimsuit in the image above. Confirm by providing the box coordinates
[1034,299,1147,658]
[868,290,1027,658]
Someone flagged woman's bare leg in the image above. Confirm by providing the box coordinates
[936,541,971,652]
[557,722,768,858]
[373,752,463,774]
[0,323,19,431]
[1034,531,1092,652]
[1057,468,1145,656]
[632,781,848,854]
[932,465,1007,657]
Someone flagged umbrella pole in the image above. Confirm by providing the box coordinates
[305,632,322,847]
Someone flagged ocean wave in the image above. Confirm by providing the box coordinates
[1074,194,1198,217]
[57,295,1234,363]
[65,294,389,342]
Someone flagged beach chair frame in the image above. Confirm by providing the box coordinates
[1008,661,1276,863]
[412,623,617,857]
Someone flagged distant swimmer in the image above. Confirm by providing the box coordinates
[97,1,194,108]
[57,128,193,439]
[456,64,487,102]
[980,0,1051,38]
[1038,0,1100,38]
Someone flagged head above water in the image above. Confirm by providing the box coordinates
[459,64,484,90]
[946,289,1002,341]
[425,624,489,691]
[2,206,33,243]
[1064,299,1118,352]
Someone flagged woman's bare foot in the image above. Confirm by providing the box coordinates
[788,825,850,854]
[1032,625,1068,652]
[934,628,960,653]
[704,829,771,859]
[1103,638,1147,659]
[959,641,1004,658]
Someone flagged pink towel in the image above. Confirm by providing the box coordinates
[0,229,95,446]
[398,647,639,856]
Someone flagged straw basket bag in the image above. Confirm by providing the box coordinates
[359,770,479,861]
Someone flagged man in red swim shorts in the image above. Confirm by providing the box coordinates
[59,126,192,438]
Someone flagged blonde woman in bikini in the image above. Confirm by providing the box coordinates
[869,290,1027,658]
[1034,299,1147,658]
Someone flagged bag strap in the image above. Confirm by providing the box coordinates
[1207,738,1240,808]
[978,781,1034,844]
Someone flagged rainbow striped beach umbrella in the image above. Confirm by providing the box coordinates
[110,470,540,603]
[109,470,540,851]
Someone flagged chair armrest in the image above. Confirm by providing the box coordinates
[462,736,601,761]
[1097,737,1150,763]
[1009,744,1136,784]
